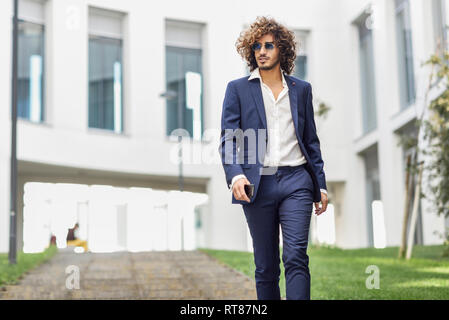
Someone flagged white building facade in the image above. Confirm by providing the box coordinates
[0,0,448,253]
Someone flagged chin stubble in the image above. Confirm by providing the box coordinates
[259,56,280,71]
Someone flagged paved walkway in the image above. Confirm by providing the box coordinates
[0,250,257,300]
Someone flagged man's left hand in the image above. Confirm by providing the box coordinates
[314,192,328,216]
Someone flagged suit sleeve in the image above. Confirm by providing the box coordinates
[303,83,327,191]
[218,81,245,190]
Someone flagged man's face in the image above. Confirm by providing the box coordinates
[253,33,280,71]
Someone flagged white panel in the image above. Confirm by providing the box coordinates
[316,204,336,245]
[185,71,202,140]
[116,204,127,250]
[89,7,123,39]
[113,61,122,133]
[165,19,203,49]
[29,54,42,123]
[372,200,386,248]
[19,0,45,24]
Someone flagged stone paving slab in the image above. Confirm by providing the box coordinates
[0,250,257,300]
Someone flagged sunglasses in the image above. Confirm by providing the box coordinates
[251,42,275,51]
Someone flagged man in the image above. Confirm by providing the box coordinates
[218,16,328,300]
[66,223,88,252]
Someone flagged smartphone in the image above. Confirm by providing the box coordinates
[244,184,254,198]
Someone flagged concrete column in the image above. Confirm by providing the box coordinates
[0,0,12,253]
[372,0,406,246]
[0,159,10,253]
[46,0,88,131]
[17,177,25,252]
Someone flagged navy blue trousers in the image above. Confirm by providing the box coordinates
[242,164,314,300]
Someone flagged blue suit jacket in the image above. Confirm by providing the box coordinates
[218,72,327,205]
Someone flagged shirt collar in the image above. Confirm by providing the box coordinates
[248,67,287,87]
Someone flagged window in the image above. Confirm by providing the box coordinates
[88,8,124,133]
[356,11,377,134]
[293,30,309,80]
[432,0,447,52]
[395,0,416,109]
[17,0,45,123]
[363,145,381,247]
[165,20,204,140]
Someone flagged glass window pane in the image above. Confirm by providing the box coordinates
[18,20,45,122]
[358,15,377,134]
[165,46,203,140]
[395,0,416,109]
[432,0,447,53]
[88,36,123,132]
[293,30,308,80]
[294,55,307,80]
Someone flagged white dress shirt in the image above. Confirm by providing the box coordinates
[230,67,327,196]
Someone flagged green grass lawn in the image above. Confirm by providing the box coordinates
[200,244,449,299]
[0,245,58,287]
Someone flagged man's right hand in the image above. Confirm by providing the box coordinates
[232,177,251,203]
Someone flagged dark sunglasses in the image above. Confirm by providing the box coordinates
[251,42,275,51]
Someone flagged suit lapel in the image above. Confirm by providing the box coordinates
[284,74,299,137]
[249,79,267,129]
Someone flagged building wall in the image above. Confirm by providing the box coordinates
[0,0,447,253]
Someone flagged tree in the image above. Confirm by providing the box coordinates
[398,49,449,258]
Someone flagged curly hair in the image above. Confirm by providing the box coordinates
[235,16,297,75]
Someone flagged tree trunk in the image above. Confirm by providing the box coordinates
[406,162,424,260]
[398,154,412,258]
